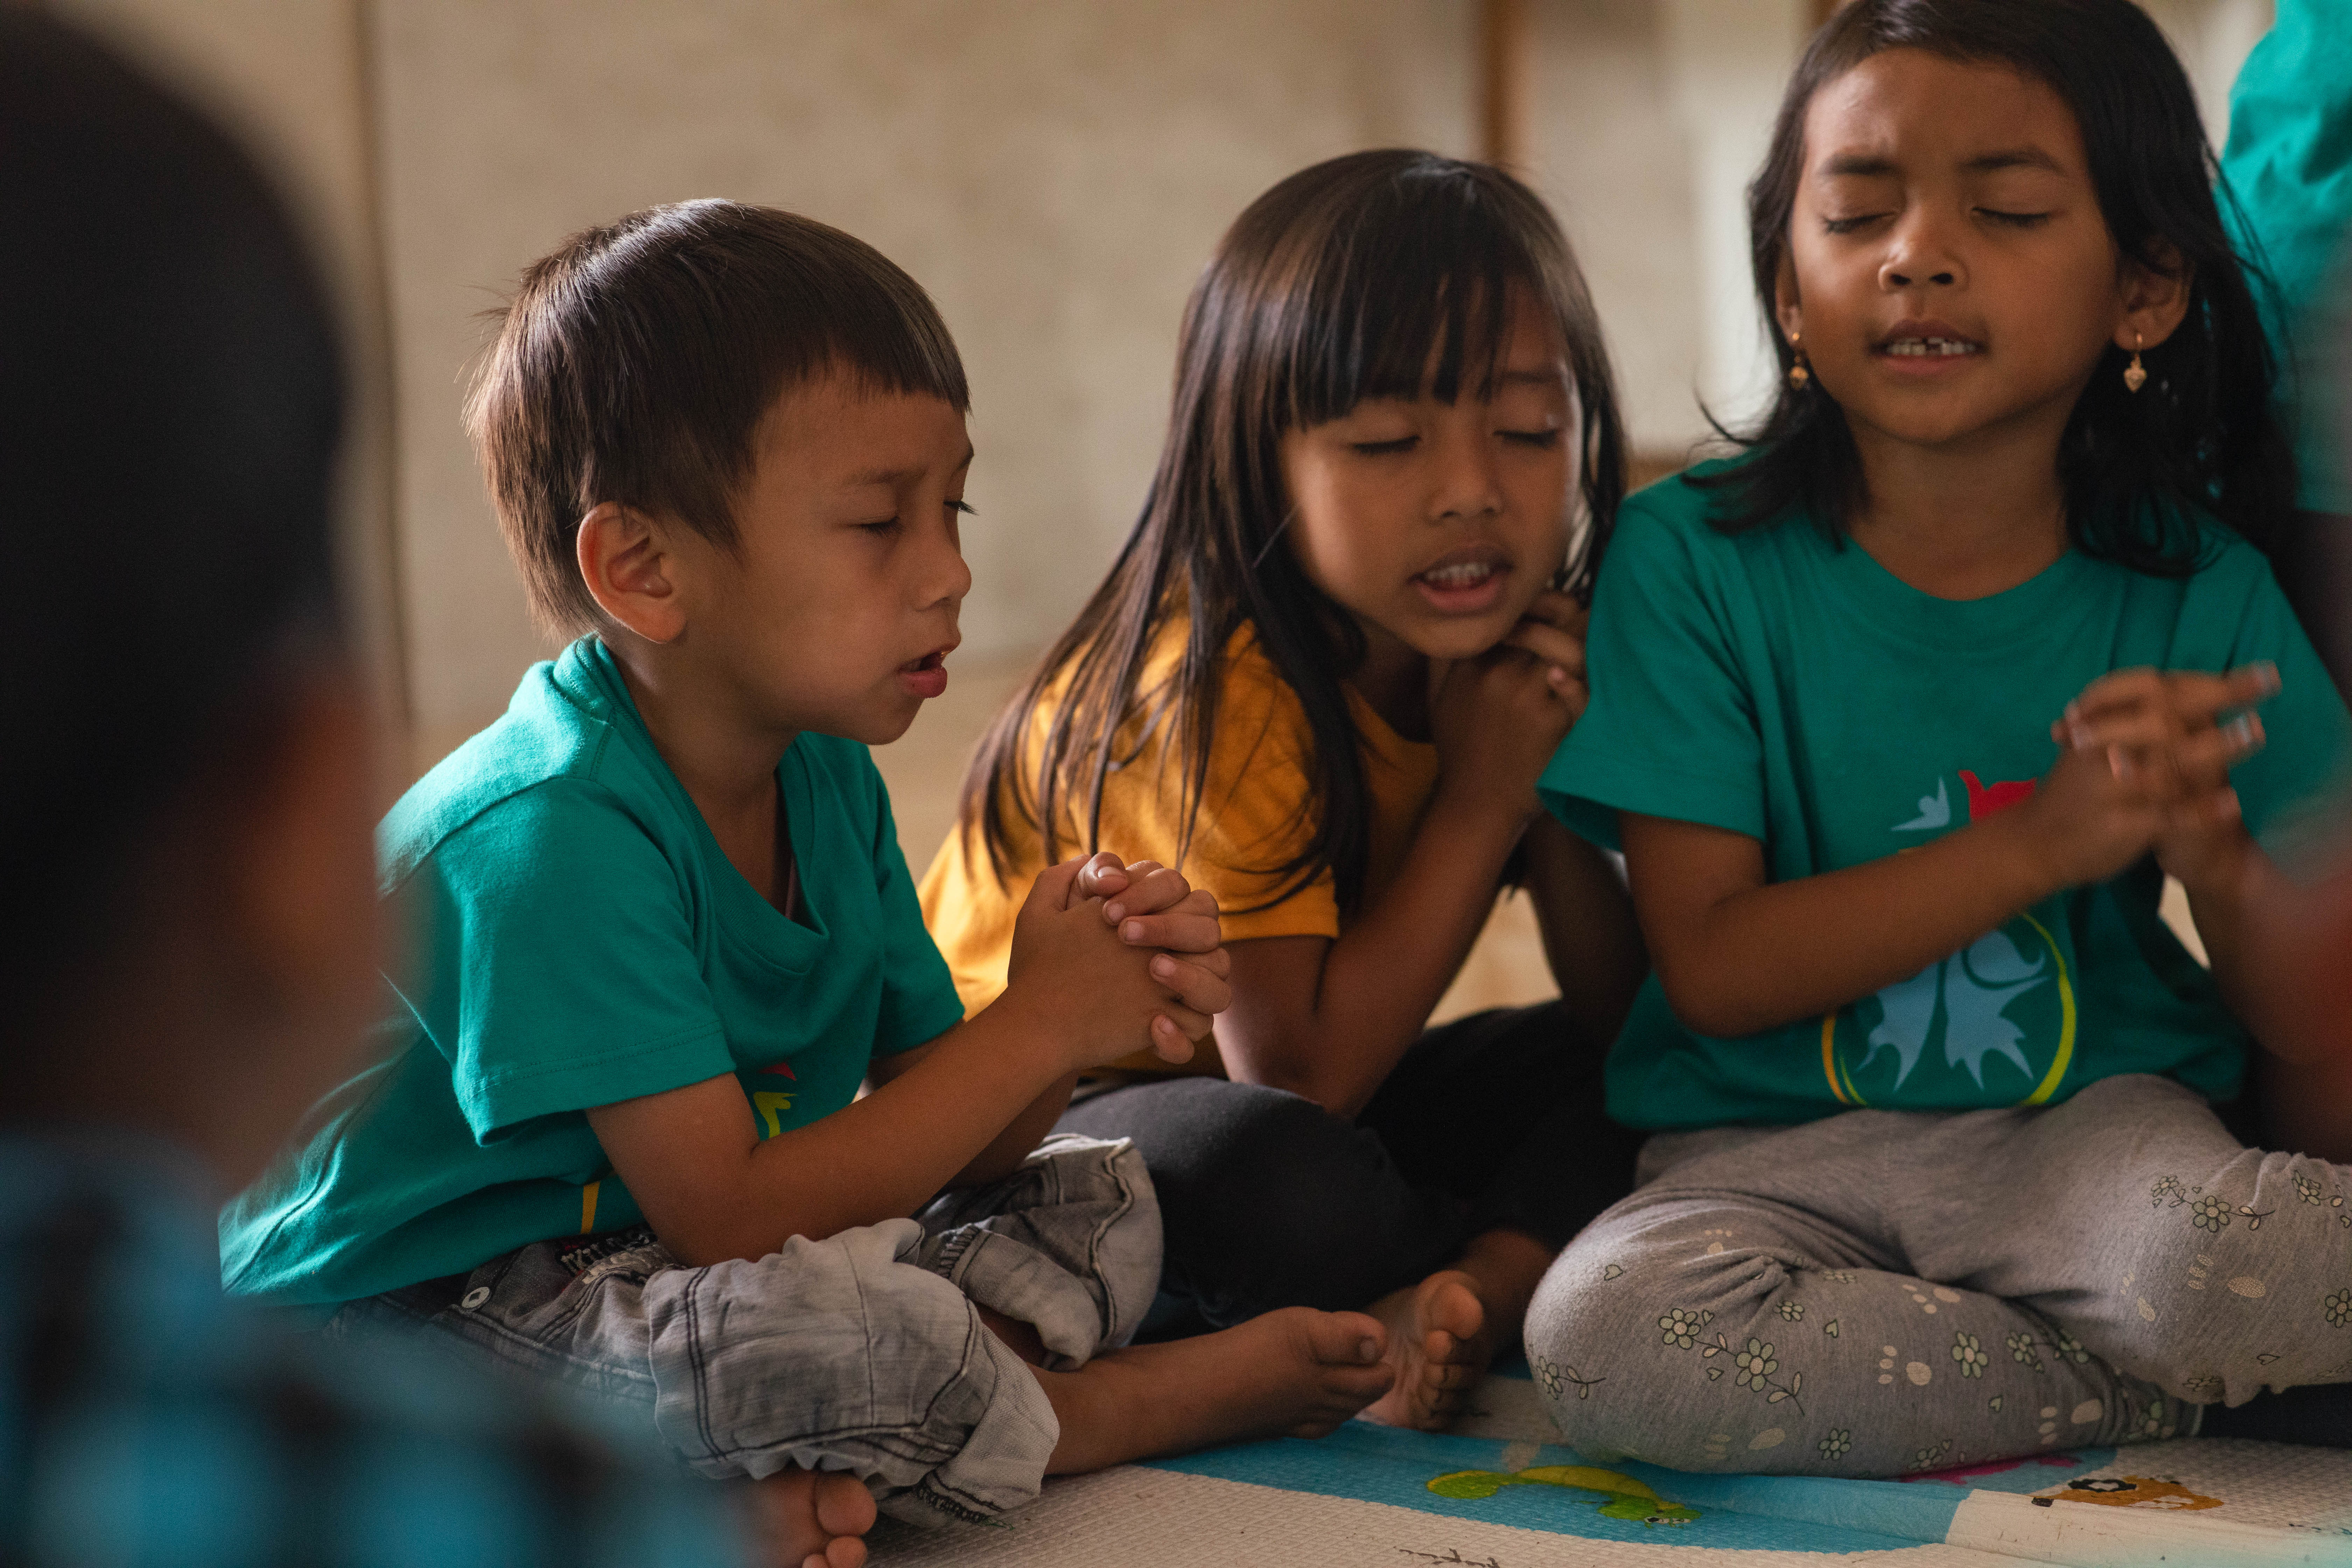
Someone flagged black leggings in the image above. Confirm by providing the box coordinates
[1054,1001,1643,1332]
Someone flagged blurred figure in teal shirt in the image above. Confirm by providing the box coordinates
[2223,0,2352,689]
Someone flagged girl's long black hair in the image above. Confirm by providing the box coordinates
[959,149,1625,915]
[1697,0,2291,569]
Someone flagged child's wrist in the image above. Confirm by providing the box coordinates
[1430,779,1539,840]
[1975,804,2071,908]
[979,985,1096,1082]
[2166,825,2255,902]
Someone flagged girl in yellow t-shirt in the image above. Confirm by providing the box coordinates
[920,149,1647,1429]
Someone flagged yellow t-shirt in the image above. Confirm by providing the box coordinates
[918,625,1438,1075]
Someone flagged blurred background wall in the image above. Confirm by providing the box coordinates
[50,0,2275,1004]
[55,0,2273,741]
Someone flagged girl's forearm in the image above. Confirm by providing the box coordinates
[1522,815,1646,1046]
[1222,797,1524,1118]
[1630,810,2059,1038]
[2253,1050,2352,1162]
[2181,837,2351,1069]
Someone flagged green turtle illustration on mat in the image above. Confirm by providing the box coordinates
[1428,1464,1701,1526]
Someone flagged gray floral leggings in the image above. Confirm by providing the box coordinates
[1525,1074,2352,1477]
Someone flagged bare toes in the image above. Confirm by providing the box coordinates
[813,1474,877,1538]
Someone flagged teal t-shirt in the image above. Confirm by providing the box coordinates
[2221,0,2352,514]
[220,638,966,1303]
[1542,469,2352,1132]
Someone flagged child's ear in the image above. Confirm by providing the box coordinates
[2115,239,2193,352]
[1773,250,1803,346]
[576,502,687,645]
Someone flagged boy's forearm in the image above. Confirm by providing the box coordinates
[1644,812,2058,1039]
[945,1071,1082,1188]
[636,1006,1072,1265]
[1225,797,1522,1118]
[1522,816,1646,1048]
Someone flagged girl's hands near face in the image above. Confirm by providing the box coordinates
[1429,590,1584,826]
[1503,590,1593,722]
[2049,665,2275,890]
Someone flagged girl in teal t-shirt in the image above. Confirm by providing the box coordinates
[1526,0,2352,1479]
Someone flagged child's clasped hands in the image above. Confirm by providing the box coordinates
[1008,849,1231,1066]
[2030,662,2279,889]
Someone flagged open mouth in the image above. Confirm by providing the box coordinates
[1412,547,1511,612]
[896,646,952,698]
[1881,336,1981,358]
[1417,559,1502,591]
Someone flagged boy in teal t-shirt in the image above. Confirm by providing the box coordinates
[221,637,969,1303]
[222,202,1393,1562]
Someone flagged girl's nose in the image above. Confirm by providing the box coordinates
[1431,423,1504,522]
[1880,213,1964,292]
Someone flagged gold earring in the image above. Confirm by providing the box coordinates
[1788,330,1811,390]
[2123,330,2147,393]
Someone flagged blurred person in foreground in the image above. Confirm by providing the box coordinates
[0,14,752,1564]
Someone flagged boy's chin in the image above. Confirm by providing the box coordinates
[821,694,924,748]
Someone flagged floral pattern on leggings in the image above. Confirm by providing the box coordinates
[1520,1079,2349,1479]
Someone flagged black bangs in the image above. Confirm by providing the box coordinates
[1274,171,1533,425]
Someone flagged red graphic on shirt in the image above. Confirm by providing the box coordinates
[1960,770,2037,820]
[757,1062,797,1079]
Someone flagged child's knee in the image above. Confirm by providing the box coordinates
[2097,1180,2327,1387]
[1522,1248,1685,1460]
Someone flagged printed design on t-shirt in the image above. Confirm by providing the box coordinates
[1823,772,2073,1108]
[750,1060,797,1140]
[1891,771,2037,833]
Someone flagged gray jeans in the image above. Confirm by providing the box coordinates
[329,1134,1158,1525]
[1524,1075,2352,1477]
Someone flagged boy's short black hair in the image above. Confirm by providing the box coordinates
[0,10,344,1020]
[468,201,971,637]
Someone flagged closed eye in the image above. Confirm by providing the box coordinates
[1350,436,1419,456]
[1976,208,2052,228]
[948,499,977,516]
[1821,213,1889,235]
[1500,427,1562,449]
[856,517,901,536]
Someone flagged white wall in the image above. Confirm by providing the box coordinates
[1520,0,1709,455]
[42,0,2278,748]
[372,0,1478,737]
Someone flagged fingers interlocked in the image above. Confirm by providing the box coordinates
[2052,663,2276,832]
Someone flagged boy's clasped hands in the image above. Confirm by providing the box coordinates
[2031,662,2279,891]
[1014,849,1232,1065]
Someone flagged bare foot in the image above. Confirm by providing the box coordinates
[1038,1306,1393,1472]
[1361,1269,1491,1430]
[748,1466,877,1568]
